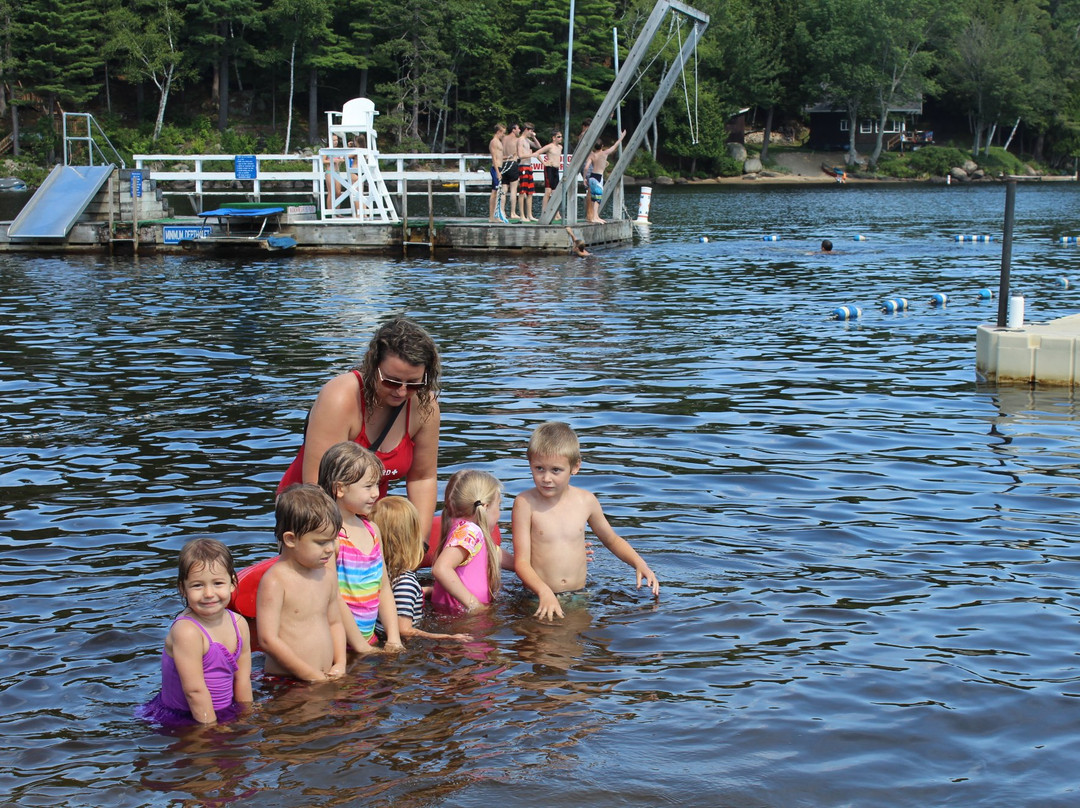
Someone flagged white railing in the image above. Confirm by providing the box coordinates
[132,151,576,218]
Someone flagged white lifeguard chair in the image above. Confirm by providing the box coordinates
[321,98,398,222]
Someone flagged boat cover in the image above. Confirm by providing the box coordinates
[198,207,285,218]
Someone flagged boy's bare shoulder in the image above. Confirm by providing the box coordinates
[566,483,598,506]
[514,487,543,507]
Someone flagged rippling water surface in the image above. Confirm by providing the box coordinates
[4,182,1080,806]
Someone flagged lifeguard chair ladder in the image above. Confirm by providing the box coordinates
[321,98,399,222]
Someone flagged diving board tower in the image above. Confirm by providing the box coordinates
[322,98,399,222]
[539,0,709,225]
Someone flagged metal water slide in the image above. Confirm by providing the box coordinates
[6,164,115,239]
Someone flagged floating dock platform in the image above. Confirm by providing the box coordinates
[0,212,632,255]
[977,315,1080,385]
[0,165,634,256]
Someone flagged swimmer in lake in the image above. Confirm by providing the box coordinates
[565,226,589,256]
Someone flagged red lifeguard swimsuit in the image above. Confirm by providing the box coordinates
[276,369,414,498]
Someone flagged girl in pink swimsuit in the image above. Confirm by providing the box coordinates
[432,470,515,614]
[138,538,252,725]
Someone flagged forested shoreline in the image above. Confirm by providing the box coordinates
[1,0,1078,175]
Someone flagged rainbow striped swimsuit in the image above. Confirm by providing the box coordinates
[337,518,382,643]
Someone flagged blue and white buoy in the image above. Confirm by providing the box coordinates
[698,236,709,243]
[978,288,993,300]
[762,234,780,241]
[882,298,909,313]
[930,292,948,306]
[833,306,862,321]
[955,235,993,242]
[1059,236,1078,244]
[1059,277,1070,289]
[853,234,868,241]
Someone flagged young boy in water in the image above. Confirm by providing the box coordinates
[512,421,660,620]
[257,484,347,681]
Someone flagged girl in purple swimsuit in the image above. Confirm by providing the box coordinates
[138,538,252,726]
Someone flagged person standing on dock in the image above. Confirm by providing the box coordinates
[516,123,543,222]
[584,130,626,224]
[538,130,565,219]
[500,124,522,221]
[488,124,508,223]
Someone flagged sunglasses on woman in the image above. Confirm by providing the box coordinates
[377,367,427,391]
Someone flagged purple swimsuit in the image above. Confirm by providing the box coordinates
[137,611,244,725]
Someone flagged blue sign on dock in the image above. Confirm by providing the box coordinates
[234,155,258,180]
[163,225,214,244]
[130,170,143,198]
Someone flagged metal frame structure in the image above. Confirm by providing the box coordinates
[62,112,125,168]
[540,0,709,225]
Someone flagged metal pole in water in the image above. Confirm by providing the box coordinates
[428,179,435,258]
[996,180,1016,328]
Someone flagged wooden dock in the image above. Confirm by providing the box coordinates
[0,211,632,255]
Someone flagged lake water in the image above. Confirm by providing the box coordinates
[3,181,1080,807]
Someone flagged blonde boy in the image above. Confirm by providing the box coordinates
[257,484,347,681]
[512,422,660,620]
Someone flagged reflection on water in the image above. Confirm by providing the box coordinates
[4,183,1080,806]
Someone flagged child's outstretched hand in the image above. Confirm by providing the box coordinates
[636,564,660,598]
[534,591,565,621]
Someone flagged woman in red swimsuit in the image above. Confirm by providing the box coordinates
[277,318,441,540]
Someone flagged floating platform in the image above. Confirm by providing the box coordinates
[0,212,632,255]
[1,157,635,255]
[977,314,1080,385]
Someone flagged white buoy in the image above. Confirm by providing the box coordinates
[635,187,653,223]
[1007,293,1025,329]
[978,288,993,300]
[833,306,862,320]
[930,292,948,306]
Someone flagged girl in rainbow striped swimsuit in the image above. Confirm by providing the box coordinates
[318,441,404,653]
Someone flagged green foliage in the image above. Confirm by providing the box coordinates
[906,145,969,176]
[627,150,667,178]
[221,128,259,154]
[978,146,1028,176]
[713,152,743,177]
[873,153,918,178]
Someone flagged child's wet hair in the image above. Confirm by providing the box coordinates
[177,537,237,600]
[370,496,424,580]
[527,421,581,466]
[318,441,384,499]
[275,483,343,546]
